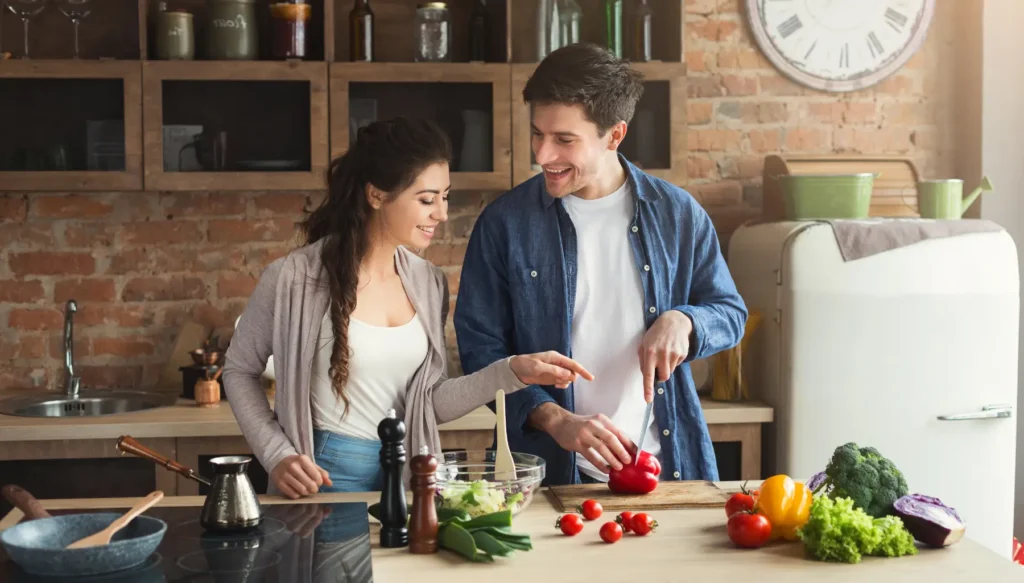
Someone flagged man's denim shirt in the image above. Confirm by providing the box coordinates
[454,155,748,485]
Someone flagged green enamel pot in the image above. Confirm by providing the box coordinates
[779,173,877,220]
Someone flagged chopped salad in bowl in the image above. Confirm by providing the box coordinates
[434,451,545,517]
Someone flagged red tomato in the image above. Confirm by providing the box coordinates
[630,512,658,536]
[725,492,755,517]
[578,499,603,521]
[599,521,623,543]
[615,511,635,533]
[727,511,772,549]
[556,513,584,536]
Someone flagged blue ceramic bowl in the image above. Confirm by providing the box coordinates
[1,513,166,577]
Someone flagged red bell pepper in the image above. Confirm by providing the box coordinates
[607,450,661,494]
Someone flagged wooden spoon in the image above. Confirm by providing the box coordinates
[493,390,517,482]
[66,491,164,549]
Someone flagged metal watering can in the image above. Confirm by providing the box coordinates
[917,176,993,219]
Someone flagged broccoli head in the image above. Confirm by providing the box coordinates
[819,442,908,518]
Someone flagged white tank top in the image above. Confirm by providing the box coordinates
[309,310,429,440]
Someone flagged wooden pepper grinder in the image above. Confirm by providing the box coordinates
[408,445,439,554]
[377,408,408,548]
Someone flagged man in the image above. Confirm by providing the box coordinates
[453,43,748,485]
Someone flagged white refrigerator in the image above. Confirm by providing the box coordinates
[727,220,1019,559]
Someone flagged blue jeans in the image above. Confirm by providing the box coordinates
[313,428,383,493]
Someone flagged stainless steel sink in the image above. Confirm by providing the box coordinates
[0,390,175,418]
[0,299,177,418]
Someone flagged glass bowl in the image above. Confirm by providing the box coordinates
[434,450,545,517]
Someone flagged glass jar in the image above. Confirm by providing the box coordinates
[414,2,450,62]
[270,1,311,59]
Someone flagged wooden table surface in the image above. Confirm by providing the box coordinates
[2,482,1020,582]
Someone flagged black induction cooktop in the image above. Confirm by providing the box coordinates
[0,502,373,583]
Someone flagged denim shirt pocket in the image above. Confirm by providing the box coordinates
[509,261,563,344]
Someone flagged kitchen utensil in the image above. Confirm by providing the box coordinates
[548,480,729,512]
[633,400,654,465]
[115,435,262,532]
[434,450,544,516]
[0,487,166,577]
[493,390,516,481]
[917,175,993,219]
[66,491,164,549]
[778,173,876,220]
[2,484,51,521]
[177,130,227,171]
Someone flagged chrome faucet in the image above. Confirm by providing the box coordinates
[63,299,80,399]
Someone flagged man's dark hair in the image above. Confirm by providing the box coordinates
[523,43,645,135]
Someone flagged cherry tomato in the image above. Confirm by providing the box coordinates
[578,499,603,521]
[727,511,772,549]
[630,512,658,536]
[556,513,584,536]
[599,521,623,543]
[615,511,635,533]
[725,481,759,517]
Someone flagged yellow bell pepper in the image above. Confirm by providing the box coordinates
[754,474,813,541]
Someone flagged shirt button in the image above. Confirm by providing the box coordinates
[648,307,656,314]
[530,270,537,277]
[631,226,639,233]
[662,429,670,436]
[657,387,664,395]
[643,265,650,271]
[673,471,681,479]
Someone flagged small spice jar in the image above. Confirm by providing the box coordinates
[414,2,451,62]
[270,1,312,59]
[156,9,195,60]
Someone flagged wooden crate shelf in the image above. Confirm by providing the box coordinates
[0,60,143,191]
[142,60,329,191]
[329,62,512,191]
[512,61,687,187]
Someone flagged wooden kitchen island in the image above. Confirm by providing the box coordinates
[0,483,1020,582]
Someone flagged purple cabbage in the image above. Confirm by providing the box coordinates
[806,471,828,493]
[892,494,966,548]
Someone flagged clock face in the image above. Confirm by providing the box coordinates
[746,0,935,92]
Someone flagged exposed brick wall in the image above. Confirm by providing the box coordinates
[0,0,965,391]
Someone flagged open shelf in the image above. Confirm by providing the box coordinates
[0,60,142,191]
[329,62,511,190]
[142,0,328,62]
[0,0,141,59]
[333,0,508,63]
[509,0,682,63]
[512,61,686,186]
[142,60,328,190]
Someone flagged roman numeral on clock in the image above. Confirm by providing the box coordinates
[867,31,884,58]
[885,7,908,32]
[839,42,849,68]
[777,14,802,39]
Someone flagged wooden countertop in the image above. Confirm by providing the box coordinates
[0,483,1018,582]
[0,393,773,442]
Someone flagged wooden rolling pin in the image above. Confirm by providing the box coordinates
[116,435,211,487]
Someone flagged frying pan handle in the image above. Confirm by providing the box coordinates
[116,435,211,486]
[2,484,51,521]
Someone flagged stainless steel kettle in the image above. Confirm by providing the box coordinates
[116,435,262,532]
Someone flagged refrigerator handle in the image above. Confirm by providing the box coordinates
[937,404,1014,421]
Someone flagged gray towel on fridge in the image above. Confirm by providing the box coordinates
[825,218,1005,261]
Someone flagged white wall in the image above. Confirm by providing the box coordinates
[976,0,1024,540]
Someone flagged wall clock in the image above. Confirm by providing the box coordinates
[745,0,936,92]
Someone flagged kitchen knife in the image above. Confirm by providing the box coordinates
[633,400,654,466]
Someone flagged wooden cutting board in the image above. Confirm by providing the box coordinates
[547,480,729,512]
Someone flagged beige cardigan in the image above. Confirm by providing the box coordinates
[223,239,524,493]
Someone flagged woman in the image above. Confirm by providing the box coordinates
[223,117,592,499]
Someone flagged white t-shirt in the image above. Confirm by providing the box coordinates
[309,310,429,440]
[561,180,661,482]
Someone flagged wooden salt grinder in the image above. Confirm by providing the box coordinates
[408,445,439,554]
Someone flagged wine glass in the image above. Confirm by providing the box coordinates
[5,0,45,58]
[53,0,90,58]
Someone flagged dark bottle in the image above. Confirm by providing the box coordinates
[468,0,489,62]
[350,0,374,62]
[632,0,652,62]
[604,0,623,58]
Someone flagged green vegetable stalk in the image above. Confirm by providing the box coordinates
[798,496,918,563]
[814,442,909,518]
